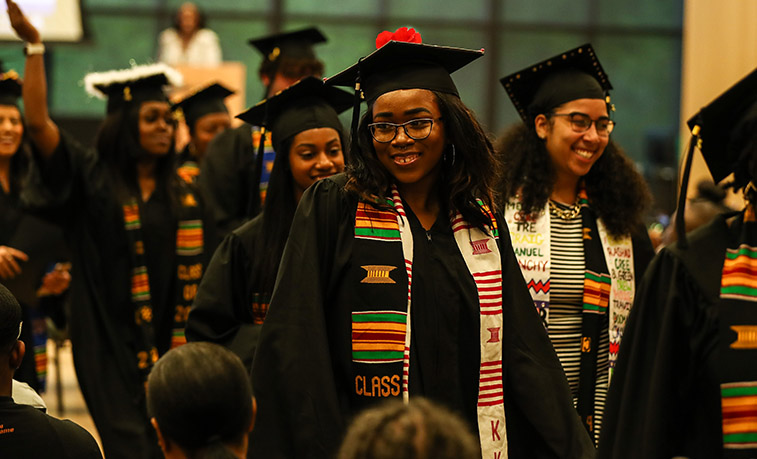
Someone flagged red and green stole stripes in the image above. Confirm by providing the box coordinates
[719,204,757,455]
[176,160,200,184]
[122,190,204,382]
[505,187,635,438]
[350,186,506,457]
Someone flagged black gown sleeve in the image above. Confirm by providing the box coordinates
[198,124,255,241]
[631,222,655,284]
[497,216,596,458]
[249,176,350,459]
[185,217,261,370]
[598,217,730,459]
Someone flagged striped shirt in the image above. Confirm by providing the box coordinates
[549,201,609,445]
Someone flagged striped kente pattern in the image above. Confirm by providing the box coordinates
[582,270,611,314]
[722,381,757,449]
[354,202,400,241]
[177,220,203,256]
[352,311,407,363]
[721,244,757,302]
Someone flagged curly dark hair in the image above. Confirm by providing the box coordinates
[337,397,480,459]
[346,91,499,231]
[495,122,650,238]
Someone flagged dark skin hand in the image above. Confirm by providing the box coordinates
[6,0,40,44]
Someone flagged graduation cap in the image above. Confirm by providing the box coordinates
[326,34,484,103]
[326,28,484,154]
[500,44,612,123]
[675,66,757,248]
[249,27,326,66]
[83,63,183,114]
[0,70,22,107]
[237,75,352,153]
[172,83,234,131]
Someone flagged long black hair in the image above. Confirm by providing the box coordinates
[253,126,347,296]
[346,91,499,231]
[496,122,650,238]
[94,101,178,206]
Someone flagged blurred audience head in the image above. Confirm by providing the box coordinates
[337,397,480,459]
[147,342,255,459]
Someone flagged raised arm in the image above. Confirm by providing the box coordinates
[6,0,60,157]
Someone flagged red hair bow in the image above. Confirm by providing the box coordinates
[375,27,422,49]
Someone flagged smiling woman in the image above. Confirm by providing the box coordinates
[248,29,595,459]
[496,44,655,445]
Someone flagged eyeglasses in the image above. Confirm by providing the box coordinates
[368,118,437,143]
[550,112,615,137]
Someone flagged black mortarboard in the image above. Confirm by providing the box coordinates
[0,71,22,107]
[172,83,234,131]
[84,63,183,115]
[326,39,484,103]
[248,27,327,64]
[686,67,757,183]
[236,76,352,153]
[500,44,613,123]
[675,66,757,248]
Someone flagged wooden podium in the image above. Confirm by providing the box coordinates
[170,62,248,150]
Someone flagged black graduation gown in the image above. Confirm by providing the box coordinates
[598,213,741,459]
[198,124,255,242]
[249,175,594,459]
[185,214,266,372]
[21,135,204,459]
[0,153,68,392]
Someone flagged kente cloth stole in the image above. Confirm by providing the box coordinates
[122,191,204,382]
[504,189,634,435]
[176,160,200,184]
[250,129,275,206]
[718,204,757,456]
[351,185,507,458]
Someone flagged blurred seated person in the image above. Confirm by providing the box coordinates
[158,2,221,67]
[0,283,102,458]
[338,398,481,459]
[659,179,736,249]
[147,342,255,459]
[172,82,234,183]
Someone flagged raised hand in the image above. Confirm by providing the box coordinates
[0,245,28,279]
[6,0,40,44]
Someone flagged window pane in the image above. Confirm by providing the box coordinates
[501,0,590,26]
[48,14,161,116]
[598,0,683,28]
[388,0,488,21]
[285,0,378,16]
[592,35,681,163]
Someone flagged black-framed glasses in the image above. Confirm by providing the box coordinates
[550,112,616,137]
[368,118,437,143]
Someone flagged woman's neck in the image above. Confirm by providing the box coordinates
[550,173,580,205]
[397,180,440,231]
[136,158,158,202]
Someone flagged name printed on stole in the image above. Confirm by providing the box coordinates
[177,263,203,281]
[355,375,401,398]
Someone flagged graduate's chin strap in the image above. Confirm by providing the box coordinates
[675,124,700,249]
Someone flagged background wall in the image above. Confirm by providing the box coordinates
[0,0,684,214]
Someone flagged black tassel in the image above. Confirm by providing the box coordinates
[675,128,699,249]
[349,59,364,157]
